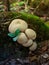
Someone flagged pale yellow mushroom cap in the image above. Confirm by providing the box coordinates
[25,29,36,40]
[17,33,28,44]
[8,19,28,33]
[29,42,37,51]
[22,39,33,47]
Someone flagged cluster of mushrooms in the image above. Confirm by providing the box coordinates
[8,19,37,51]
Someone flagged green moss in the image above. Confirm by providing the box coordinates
[1,12,49,42]
[45,21,49,26]
[18,12,49,41]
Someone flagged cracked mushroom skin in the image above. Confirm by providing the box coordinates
[29,42,37,51]
[17,33,28,44]
[25,29,36,40]
[8,19,28,33]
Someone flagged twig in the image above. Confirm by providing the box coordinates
[33,0,44,13]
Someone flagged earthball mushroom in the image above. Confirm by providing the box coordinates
[25,29,36,40]
[17,33,28,44]
[22,39,33,47]
[8,19,37,51]
[8,19,28,33]
[29,42,37,51]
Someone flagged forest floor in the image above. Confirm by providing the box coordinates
[0,2,49,65]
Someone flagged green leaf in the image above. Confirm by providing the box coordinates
[18,1,24,6]
[15,29,21,36]
[8,33,15,37]
[13,36,18,42]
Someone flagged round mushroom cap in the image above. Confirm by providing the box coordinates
[25,29,36,40]
[8,19,28,33]
[17,33,28,44]
[22,39,33,47]
[29,42,37,51]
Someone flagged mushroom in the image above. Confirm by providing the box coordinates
[8,19,28,33]
[22,39,33,47]
[25,29,36,40]
[29,42,37,51]
[8,19,37,51]
[17,33,28,44]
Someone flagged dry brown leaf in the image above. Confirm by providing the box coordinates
[41,46,47,52]
[28,56,37,61]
